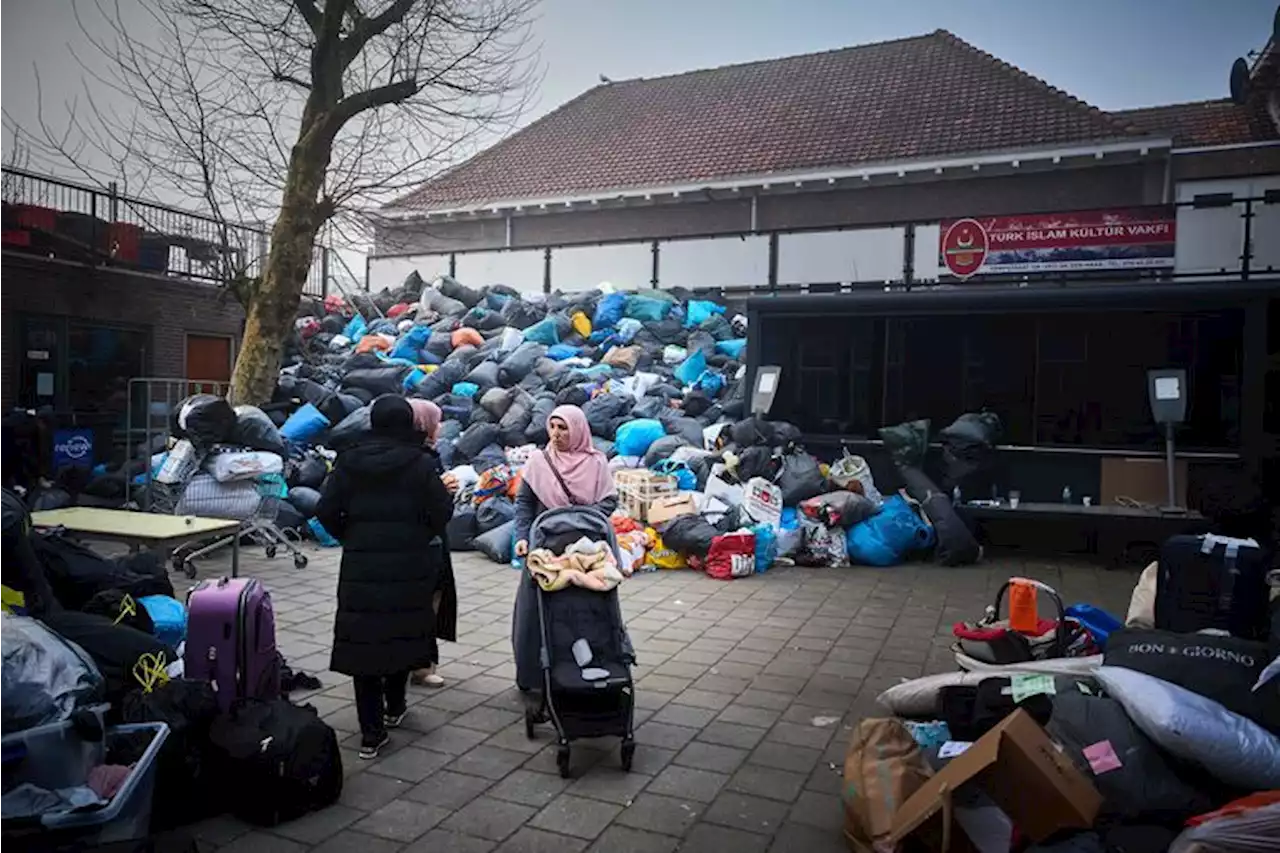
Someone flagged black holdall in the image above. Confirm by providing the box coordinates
[1154,534,1270,640]
[1104,627,1279,733]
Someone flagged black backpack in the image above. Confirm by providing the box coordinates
[208,698,342,826]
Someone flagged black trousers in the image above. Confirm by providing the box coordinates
[352,671,409,741]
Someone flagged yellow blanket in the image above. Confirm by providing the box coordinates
[527,546,623,592]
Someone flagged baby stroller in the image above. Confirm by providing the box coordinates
[519,506,636,778]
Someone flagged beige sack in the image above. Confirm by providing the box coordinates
[1125,562,1158,628]
[843,718,932,853]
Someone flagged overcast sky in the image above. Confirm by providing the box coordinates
[2,0,1273,245]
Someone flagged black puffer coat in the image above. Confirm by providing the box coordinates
[316,436,453,676]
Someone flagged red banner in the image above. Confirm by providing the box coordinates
[939,207,1176,279]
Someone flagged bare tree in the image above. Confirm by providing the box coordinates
[23,0,538,404]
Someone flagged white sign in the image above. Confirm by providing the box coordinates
[1154,376,1181,401]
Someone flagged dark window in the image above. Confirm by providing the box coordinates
[761,316,881,437]
[67,324,148,429]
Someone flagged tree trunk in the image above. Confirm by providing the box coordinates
[229,160,326,406]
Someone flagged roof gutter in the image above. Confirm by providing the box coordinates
[1171,140,1280,154]
[381,136,1171,221]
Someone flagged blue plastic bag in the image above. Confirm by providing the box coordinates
[846,496,933,567]
[279,403,331,445]
[751,523,777,573]
[693,370,724,397]
[685,300,726,328]
[403,368,427,391]
[342,313,367,341]
[673,350,707,386]
[652,459,696,491]
[523,317,560,346]
[308,518,339,547]
[592,292,626,329]
[391,325,431,361]
[615,419,665,456]
[716,339,747,359]
[615,318,643,343]
[138,595,187,647]
[546,344,581,361]
[487,291,513,311]
[624,295,670,322]
[452,381,480,398]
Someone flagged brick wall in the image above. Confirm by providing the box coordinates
[1,253,245,410]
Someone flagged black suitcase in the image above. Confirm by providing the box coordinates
[1154,534,1270,640]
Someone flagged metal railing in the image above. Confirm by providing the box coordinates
[2,167,331,296]
[368,194,1280,296]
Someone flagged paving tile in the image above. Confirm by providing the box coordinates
[622,745,677,776]
[678,823,770,853]
[494,827,589,853]
[441,796,538,842]
[522,742,606,776]
[650,703,719,729]
[586,825,678,853]
[673,741,748,774]
[734,689,793,711]
[749,741,823,775]
[646,765,728,803]
[696,722,767,751]
[339,770,415,811]
[673,688,736,711]
[765,721,835,751]
[309,830,405,853]
[768,821,848,853]
[636,674,694,694]
[788,790,844,832]
[185,814,252,847]
[567,768,652,804]
[613,793,703,836]
[269,804,364,843]
[528,793,623,839]
[416,724,492,756]
[404,769,495,810]
[632,721,698,751]
[403,828,497,853]
[716,703,782,728]
[486,721,550,754]
[453,705,524,733]
[400,704,460,734]
[449,745,536,781]
[703,790,791,835]
[726,764,808,803]
[367,746,453,782]
[219,831,309,853]
[487,768,572,807]
[353,799,451,842]
[421,689,493,712]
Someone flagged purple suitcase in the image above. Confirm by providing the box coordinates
[185,577,281,711]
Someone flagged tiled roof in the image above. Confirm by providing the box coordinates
[387,29,1139,212]
[1114,99,1279,148]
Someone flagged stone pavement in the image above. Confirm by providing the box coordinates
[178,545,1137,853]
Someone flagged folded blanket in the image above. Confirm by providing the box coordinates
[528,541,623,592]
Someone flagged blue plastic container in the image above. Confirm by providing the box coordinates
[138,595,187,647]
[1064,603,1123,650]
[1,720,169,843]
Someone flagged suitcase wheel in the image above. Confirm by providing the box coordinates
[556,745,571,778]
[294,553,309,570]
[621,739,635,772]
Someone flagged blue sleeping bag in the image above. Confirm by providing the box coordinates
[280,403,331,445]
[846,496,935,567]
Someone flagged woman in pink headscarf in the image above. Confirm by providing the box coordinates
[406,399,456,688]
[512,405,617,714]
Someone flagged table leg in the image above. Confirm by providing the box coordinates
[232,531,240,579]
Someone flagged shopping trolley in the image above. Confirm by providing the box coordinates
[165,472,309,577]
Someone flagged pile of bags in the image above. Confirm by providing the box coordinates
[846,533,1280,853]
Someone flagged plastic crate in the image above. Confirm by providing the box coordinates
[1064,603,1122,651]
[614,469,676,523]
[2,719,169,844]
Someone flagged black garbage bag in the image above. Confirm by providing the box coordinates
[463,306,506,332]
[498,392,534,447]
[479,387,516,420]
[631,397,666,420]
[464,360,501,392]
[425,330,455,360]
[29,487,72,511]
[592,437,616,458]
[518,371,547,396]
[172,394,236,449]
[343,386,374,406]
[469,406,496,426]
[320,314,345,335]
[230,406,287,456]
[475,520,514,563]
[418,359,466,399]
[899,466,981,566]
[83,589,155,635]
[455,423,500,461]
[498,342,547,386]
[288,486,322,517]
[438,275,483,308]
[34,531,173,610]
[447,505,479,551]
[683,390,713,418]
[472,443,507,474]
[776,451,826,506]
[687,330,717,358]
[342,366,409,397]
[40,610,174,708]
[583,393,632,439]
[939,412,1003,486]
[735,446,779,482]
[328,406,372,451]
[476,497,515,534]
[120,678,225,828]
[275,501,307,532]
[666,417,706,448]
[644,435,688,467]
[701,313,736,342]
[288,453,328,489]
[501,298,545,330]
[535,357,568,383]
[879,419,931,469]
[525,395,557,445]
[1046,689,1214,822]
[729,417,788,448]
[2,490,60,618]
[659,515,718,559]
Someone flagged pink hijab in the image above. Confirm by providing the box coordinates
[406,399,442,444]
[522,405,616,508]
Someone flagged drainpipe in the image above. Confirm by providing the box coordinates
[504,214,513,248]
[750,195,758,233]
[1161,153,1173,205]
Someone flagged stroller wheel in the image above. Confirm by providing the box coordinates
[265,544,278,559]
[621,740,635,772]
[293,553,309,570]
[183,560,198,580]
[556,746,571,779]
[525,711,537,740]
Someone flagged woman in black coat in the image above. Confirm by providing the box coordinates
[315,395,454,759]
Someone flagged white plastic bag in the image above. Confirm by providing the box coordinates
[156,439,202,485]
[1169,802,1280,853]
[743,477,782,527]
[207,451,283,482]
[1095,666,1280,790]
[2,613,104,732]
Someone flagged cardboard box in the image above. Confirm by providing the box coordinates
[646,493,698,526]
[1100,456,1187,508]
[889,710,1102,850]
